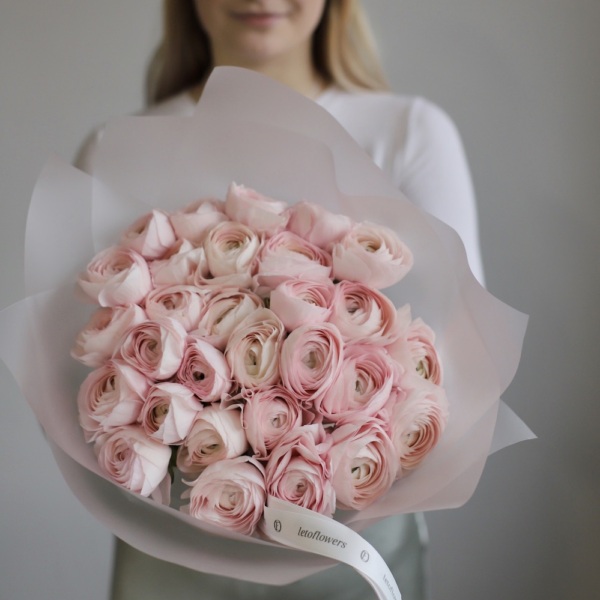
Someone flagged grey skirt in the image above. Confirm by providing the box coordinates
[111,513,429,600]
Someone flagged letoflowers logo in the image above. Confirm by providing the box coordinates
[72,182,447,534]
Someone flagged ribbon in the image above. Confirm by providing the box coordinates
[263,497,402,600]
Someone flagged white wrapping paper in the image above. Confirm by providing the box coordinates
[0,67,533,585]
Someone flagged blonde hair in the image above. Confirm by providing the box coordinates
[146,0,389,104]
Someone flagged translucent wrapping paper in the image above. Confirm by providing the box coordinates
[0,67,532,585]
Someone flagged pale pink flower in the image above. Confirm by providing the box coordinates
[77,359,148,442]
[150,240,209,286]
[388,379,449,474]
[177,337,231,402]
[329,281,400,344]
[118,317,187,380]
[332,222,414,289]
[145,284,205,332]
[170,198,227,244]
[193,288,264,351]
[269,279,334,331]
[388,316,443,385]
[95,425,171,497]
[78,246,152,307]
[279,322,344,406]
[254,231,332,292]
[120,209,176,259]
[183,456,266,535]
[317,344,399,422]
[71,304,146,368]
[242,386,305,459]
[177,405,248,476]
[265,425,335,516]
[203,220,262,278]
[140,382,202,445]
[224,182,288,234]
[225,308,285,389]
[285,201,352,249]
[329,417,397,510]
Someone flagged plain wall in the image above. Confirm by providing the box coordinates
[1,1,598,599]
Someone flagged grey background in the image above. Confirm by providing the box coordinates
[1,1,598,599]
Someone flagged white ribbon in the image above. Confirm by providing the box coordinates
[263,497,402,600]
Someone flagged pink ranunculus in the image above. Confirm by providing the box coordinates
[177,337,231,402]
[177,405,248,476]
[182,456,266,535]
[140,382,202,445]
[77,359,149,442]
[387,316,443,385]
[329,281,400,345]
[285,200,353,249]
[120,209,177,260]
[388,379,449,475]
[78,246,152,307]
[329,417,398,510]
[145,284,206,332]
[225,308,285,389]
[192,288,264,351]
[224,182,288,234]
[118,317,187,380]
[269,279,335,331]
[170,198,227,244]
[203,220,262,278]
[242,386,305,459]
[71,304,147,368]
[254,231,333,293]
[150,240,209,286]
[332,221,414,289]
[279,322,344,406]
[265,425,335,516]
[317,344,400,422]
[95,425,172,497]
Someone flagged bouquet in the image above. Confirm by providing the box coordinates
[73,179,447,533]
[0,67,532,595]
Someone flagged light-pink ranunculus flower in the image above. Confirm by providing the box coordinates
[95,425,172,497]
[120,209,177,260]
[170,198,227,244]
[388,379,449,475]
[329,281,400,345]
[225,308,285,389]
[150,240,209,286]
[183,456,266,535]
[145,284,206,332]
[77,359,149,442]
[192,288,264,351]
[387,315,443,385]
[224,182,288,234]
[265,425,335,516]
[78,246,152,307]
[118,317,187,380]
[71,304,147,368]
[269,279,335,331]
[279,322,344,406]
[285,200,353,249]
[329,417,398,510]
[255,231,333,293]
[332,221,414,289]
[177,405,248,476]
[242,386,305,459]
[317,344,400,422]
[177,337,231,402]
[203,220,262,279]
[140,382,202,445]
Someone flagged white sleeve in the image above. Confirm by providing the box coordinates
[397,99,485,284]
[73,126,104,173]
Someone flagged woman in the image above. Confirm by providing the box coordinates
[77,1,484,598]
